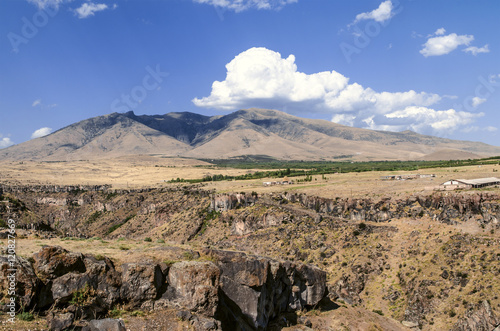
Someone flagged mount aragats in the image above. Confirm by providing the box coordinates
[2,108,500,161]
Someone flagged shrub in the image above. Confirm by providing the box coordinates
[70,284,95,306]
[18,312,34,321]
[183,251,194,261]
[372,309,384,316]
[109,309,124,318]
[163,260,178,266]
[131,310,145,317]
[144,237,152,242]
[87,211,102,224]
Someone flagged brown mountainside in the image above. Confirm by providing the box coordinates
[1,108,499,161]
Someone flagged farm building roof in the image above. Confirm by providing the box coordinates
[454,177,500,186]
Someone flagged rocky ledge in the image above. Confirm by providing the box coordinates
[0,246,326,330]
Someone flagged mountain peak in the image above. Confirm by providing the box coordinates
[1,109,499,161]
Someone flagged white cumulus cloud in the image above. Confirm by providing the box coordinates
[193,0,297,12]
[384,107,482,133]
[31,127,53,139]
[463,44,490,56]
[193,47,479,135]
[434,28,446,36]
[0,137,14,149]
[74,2,113,19]
[353,0,395,24]
[32,99,42,107]
[420,31,474,57]
[472,97,486,108]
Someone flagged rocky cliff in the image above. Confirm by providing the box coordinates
[1,186,499,330]
[0,246,326,330]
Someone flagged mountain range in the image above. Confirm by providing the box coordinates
[1,108,500,161]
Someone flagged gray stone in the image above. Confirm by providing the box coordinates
[85,318,126,331]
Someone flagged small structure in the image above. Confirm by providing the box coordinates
[263,177,294,186]
[381,174,435,181]
[439,177,500,190]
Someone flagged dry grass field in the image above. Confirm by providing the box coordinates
[1,155,500,198]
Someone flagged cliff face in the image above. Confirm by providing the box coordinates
[0,246,326,330]
[0,185,213,242]
[1,186,499,330]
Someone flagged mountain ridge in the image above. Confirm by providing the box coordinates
[1,108,499,161]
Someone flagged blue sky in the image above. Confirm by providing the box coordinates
[1,0,499,149]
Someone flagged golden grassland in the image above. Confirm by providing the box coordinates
[1,155,499,199]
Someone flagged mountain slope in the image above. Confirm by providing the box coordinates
[1,108,499,161]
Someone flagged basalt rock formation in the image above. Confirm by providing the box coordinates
[0,246,326,330]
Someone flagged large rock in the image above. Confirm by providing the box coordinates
[47,312,74,331]
[33,246,86,282]
[84,318,126,331]
[120,263,164,308]
[207,249,326,330]
[51,272,93,304]
[0,256,41,309]
[452,300,500,331]
[164,261,220,316]
[83,255,122,307]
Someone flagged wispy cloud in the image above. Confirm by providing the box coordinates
[463,44,490,56]
[193,47,480,135]
[27,0,70,9]
[31,127,53,139]
[31,99,57,109]
[192,0,297,12]
[74,2,115,19]
[472,97,486,108]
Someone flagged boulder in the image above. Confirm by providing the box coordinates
[0,256,41,309]
[120,263,164,308]
[33,246,86,282]
[452,300,500,331]
[207,249,326,329]
[165,261,220,316]
[47,312,74,331]
[84,255,121,307]
[83,318,126,331]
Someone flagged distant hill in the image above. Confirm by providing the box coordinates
[1,108,500,161]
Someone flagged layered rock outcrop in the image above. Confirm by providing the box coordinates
[0,246,326,330]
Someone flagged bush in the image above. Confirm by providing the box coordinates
[95,254,105,261]
[157,239,165,243]
[183,251,194,260]
[87,211,102,224]
[70,284,95,306]
[372,309,384,316]
[109,309,124,318]
[18,312,34,321]
[144,237,152,242]
[163,260,178,266]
